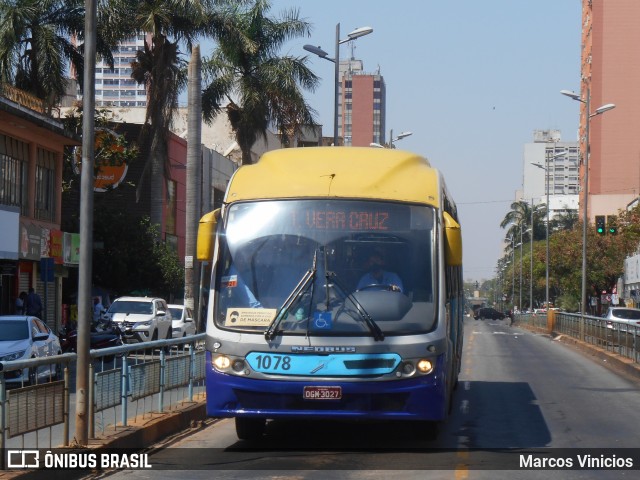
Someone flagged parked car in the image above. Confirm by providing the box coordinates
[0,315,62,385]
[603,307,640,332]
[474,307,506,320]
[103,297,172,343]
[168,304,197,338]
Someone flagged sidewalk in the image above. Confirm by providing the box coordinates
[1,394,208,479]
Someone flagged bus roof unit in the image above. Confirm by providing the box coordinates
[225,147,440,208]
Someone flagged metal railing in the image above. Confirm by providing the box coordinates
[516,311,640,364]
[0,334,206,459]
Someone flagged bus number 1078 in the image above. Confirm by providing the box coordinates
[254,354,292,371]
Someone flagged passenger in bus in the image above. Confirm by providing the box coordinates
[357,251,404,293]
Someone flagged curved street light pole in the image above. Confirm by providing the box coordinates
[561,88,615,318]
[304,25,373,146]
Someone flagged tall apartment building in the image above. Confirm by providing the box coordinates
[338,57,386,147]
[577,0,640,219]
[94,34,148,107]
[522,130,580,219]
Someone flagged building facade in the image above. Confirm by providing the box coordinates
[579,0,640,219]
[338,58,386,147]
[0,86,80,329]
[522,130,579,220]
[94,34,148,108]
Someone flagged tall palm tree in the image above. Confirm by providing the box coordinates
[500,200,547,243]
[551,207,579,232]
[107,0,219,229]
[0,0,118,110]
[201,0,319,165]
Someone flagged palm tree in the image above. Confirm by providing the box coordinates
[201,0,319,165]
[107,0,219,229]
[0,0,118,110]
[551,207,579,232]
[500,200,547,243]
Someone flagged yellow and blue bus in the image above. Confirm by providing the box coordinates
[197,147,463,439]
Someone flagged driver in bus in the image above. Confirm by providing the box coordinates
[357,250,404,293]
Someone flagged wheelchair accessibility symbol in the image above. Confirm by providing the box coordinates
[313,311,332,330]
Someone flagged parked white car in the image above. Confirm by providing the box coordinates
[103,297,172,343]
[0,315,62,385]
[168,304,197,338]
[604,307,640,332]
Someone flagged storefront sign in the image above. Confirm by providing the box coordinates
[63,232,80,265]
[20,222,42,260]
[0,207,19,260]
[51,230,63,264]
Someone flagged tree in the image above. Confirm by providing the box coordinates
[107,0,219,229]
[550,207,578,232]
[500,200,545,243]
[201,0,319,165]
[0,0,118,110]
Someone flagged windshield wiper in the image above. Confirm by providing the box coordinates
[265,250,317,341]
[327,272,384,341]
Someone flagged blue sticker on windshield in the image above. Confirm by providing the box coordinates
[313,311,332,330]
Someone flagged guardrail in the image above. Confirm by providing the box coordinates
[515,311,640,364]
[0,333,206,462]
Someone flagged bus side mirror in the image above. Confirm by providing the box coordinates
[443,212,462,266]
[197,209,220,261]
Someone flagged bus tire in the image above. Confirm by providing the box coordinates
[235,417,266,440]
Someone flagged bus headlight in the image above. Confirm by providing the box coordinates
[417,359,433,374]
[212,355,231,371]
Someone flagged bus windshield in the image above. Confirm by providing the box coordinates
[212,199,437,337]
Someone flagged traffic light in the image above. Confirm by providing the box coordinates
[595,215,606,235]
[608,215,618,235]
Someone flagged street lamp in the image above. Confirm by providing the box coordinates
[371,129,413,149]
[389,129,412,148]
[521,227,532,313]
[304,24,373,146]
[561,88,615,316]
[532,150,564,312]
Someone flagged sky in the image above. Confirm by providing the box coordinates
[201,0,583,283]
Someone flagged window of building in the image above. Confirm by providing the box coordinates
[35,148,56,222]
[0,134,29,215]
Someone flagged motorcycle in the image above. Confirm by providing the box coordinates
[59,318,124,361]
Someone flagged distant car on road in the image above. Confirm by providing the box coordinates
[0,315,62,385]
[168,304,197,338]
[474,307,506,321]
[603,307,640,332]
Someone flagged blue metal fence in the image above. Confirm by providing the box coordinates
[0,334,206,457]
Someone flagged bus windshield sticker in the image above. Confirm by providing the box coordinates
[221,275,238,288]
[225,308,276,327]
[313,311,332,330]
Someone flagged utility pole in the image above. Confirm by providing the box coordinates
[75,0,97,446]
[185,46,202,320]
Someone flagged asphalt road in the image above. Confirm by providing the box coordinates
[95,318,640,479]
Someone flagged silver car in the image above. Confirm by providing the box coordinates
[604,307,640,333]
[0,315,62,385]
[168,304,197,338]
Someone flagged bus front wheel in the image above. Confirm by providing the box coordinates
[235,417,266,440]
